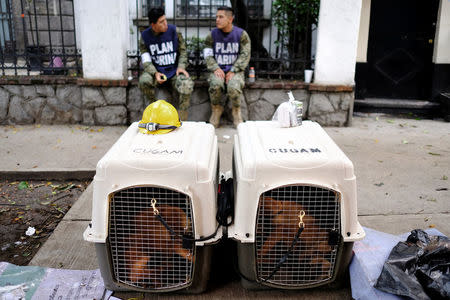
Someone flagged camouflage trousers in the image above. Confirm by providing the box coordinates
[207,71,245,107]
[138,72,194,112]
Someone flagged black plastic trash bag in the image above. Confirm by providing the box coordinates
[375,229,450,300]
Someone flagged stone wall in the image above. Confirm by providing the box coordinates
[0,80,354,127]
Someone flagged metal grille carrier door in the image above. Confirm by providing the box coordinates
[84,122,220,293]
[256,186,340,286]
[231,121,365,289]
[109,186,194,290]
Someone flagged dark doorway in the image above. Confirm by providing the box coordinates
[365,0,439,99]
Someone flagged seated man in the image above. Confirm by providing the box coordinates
[203,6,251,128]
[139,7,194,120]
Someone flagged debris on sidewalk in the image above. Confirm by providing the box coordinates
[375,229,449,300]
[0,180,88,266]
[0,262,104,299]
[25,227,35,236]
[349,227,447,300]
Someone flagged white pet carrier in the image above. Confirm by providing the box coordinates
[230,120,365,289]
[84,121,220,293]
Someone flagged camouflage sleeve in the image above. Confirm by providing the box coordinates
[204,33,220,72]
[231,30,251,73]
[176,30,188,70]
[139,37,157,76]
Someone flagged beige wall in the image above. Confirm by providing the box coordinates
[433,0,450,63]
[314,0,362,85]
[356,0,371,63]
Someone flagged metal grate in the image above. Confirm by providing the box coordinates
[109,186,195,291]
[255,185,341,287]
[1,0,81,76]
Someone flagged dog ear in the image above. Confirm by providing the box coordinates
[262,196,283,215]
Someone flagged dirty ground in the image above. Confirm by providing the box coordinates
[0,180,88,265]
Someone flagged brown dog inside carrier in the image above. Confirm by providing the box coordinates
[95,185,213,293]
[237,185,354,290]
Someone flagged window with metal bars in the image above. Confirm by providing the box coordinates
[255,185,341,287]
[176,0,231,18]
[142,0,165,14]
[0,0,81,76]
[0,0,14,51]
[129,0,318,80]
[108,186,195,291]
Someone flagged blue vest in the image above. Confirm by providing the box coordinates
[141,24,179,79]
[211,26,243,73]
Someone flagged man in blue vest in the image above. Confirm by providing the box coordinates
[139,7,194,120]
[203,6,251,128]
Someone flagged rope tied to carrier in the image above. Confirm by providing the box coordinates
[151,198,220,248]
[262,210,306,282]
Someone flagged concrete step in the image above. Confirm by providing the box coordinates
[354,98,440,116]
[355,98,440,109]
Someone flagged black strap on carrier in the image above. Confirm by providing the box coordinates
[261,226,304,282]
[138,122,180,132]
[153,175,234,249]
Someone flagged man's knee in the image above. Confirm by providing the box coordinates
[208,83,223,95]
[175,75,194,95]
[227,84,242,98]
[138,73,155,89]
[208,73,224,88]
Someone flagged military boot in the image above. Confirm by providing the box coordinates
[178,110,188,121]
[232,106,243,128]
[209,105,224,128]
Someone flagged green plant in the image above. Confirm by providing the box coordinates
[186,36,206,56]
[272,0,320,69]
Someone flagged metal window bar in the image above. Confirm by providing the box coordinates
[0,0,81,76]
[128,0,317,80]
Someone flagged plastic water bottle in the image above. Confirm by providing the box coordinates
[288,91,303,126]
[294,100,303,126]
[248,67,255,83]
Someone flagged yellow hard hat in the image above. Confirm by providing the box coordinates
[138,100,181,135]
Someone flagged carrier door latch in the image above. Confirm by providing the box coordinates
[151,198,159,215]
[298,210,305,228]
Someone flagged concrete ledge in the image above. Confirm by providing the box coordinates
[0,75,353,92]
[0,76,78,85]
[77,78,129,87]
[309,84,354,92]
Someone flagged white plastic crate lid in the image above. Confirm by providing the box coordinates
[235,120,354,180]
[95,121,216,182]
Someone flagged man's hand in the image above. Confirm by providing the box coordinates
[176,68,190,78]
[214,68,225,80]
[155,72,167,84]
[225,71,235,84]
